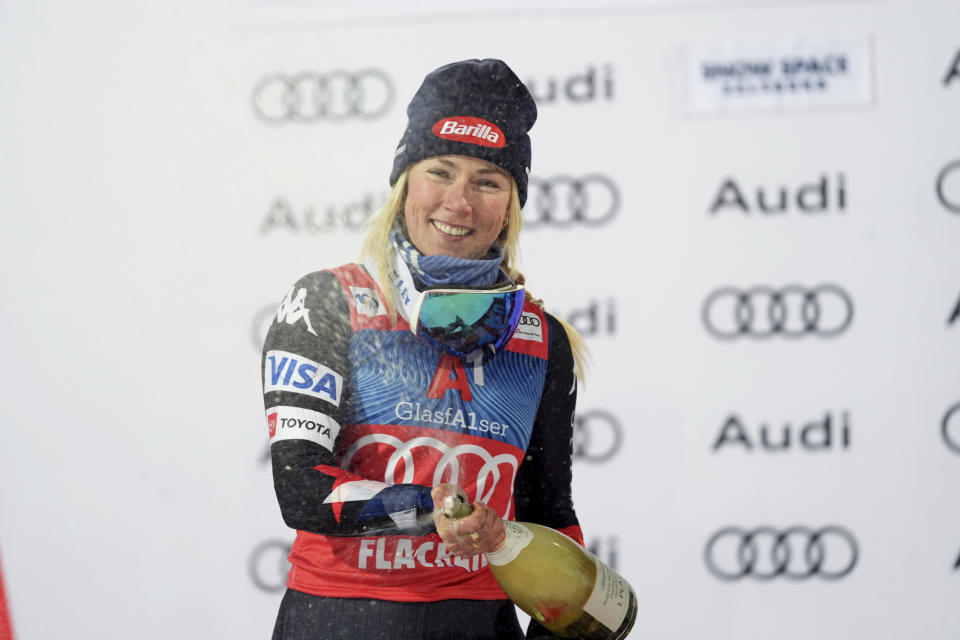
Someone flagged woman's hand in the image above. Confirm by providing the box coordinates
[431,484,506,558]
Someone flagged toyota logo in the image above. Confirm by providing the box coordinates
[702,284,854,340]
[573,410,623,463]
[937,160,960,214]
[248,539,292,593]
[942,402,960,454]
[705,526,858,581]
[523,175,620,228]
[252,69,395,123]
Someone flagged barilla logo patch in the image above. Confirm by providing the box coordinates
[432,116,506,148]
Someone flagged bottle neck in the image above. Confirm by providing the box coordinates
[441,494,474,519]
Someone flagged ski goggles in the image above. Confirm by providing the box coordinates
[411,278,526,357]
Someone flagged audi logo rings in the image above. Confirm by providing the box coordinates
[248,539,292,593]
[523,175,620,228]
[705,526,858,581]
[703,284,854,340]
[942,402,960,454]
[572,409,623,463]
[252,69,395,123]
[936,160,960,214]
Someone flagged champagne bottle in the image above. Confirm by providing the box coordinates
[442,495,637,639]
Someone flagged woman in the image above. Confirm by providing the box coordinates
[262,58,588,640]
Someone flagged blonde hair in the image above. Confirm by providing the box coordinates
[359,165,589,383]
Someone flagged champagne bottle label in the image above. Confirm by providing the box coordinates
[485,521,533,566]
[581,556,632,632]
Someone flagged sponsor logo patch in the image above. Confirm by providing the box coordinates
[512,312,544,342]
[264,349,343,405]
[276,286,317,336]
[674,32,874,115]
[432,116,506,148]
[266,405,341,451]
[267,412,278,438]
[349,286,385,317]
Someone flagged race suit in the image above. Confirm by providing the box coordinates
[261,263,582,602]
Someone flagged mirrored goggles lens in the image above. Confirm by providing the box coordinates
[413,284,525,357]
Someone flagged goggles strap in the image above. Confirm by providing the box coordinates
[381,248,422,323]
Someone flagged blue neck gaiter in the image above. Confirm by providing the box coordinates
[390,222,505,288]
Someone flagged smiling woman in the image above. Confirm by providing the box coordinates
[261,58,589,640]
[404,155,512,260]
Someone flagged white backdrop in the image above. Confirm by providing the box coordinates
[1,1,959,638]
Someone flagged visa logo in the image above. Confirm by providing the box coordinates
[264,349,342,406]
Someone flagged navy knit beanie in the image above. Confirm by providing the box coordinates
[389,59,537,206]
